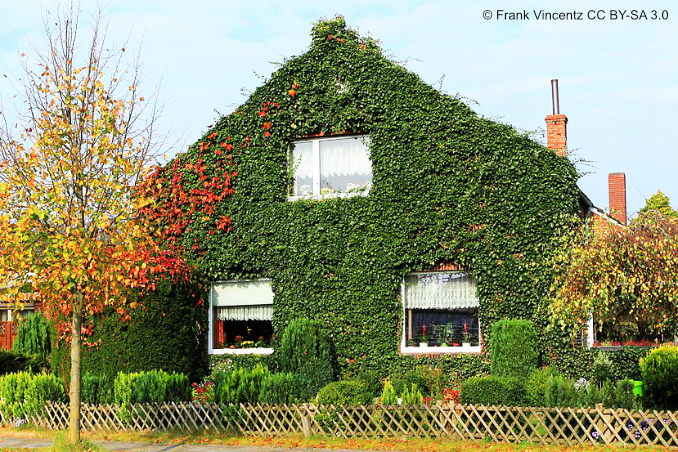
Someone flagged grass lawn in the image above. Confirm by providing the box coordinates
[0,426,674,452]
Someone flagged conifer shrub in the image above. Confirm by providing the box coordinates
[400,383,424,406]
[490,319,539,378]
[12,314,51,370]
[278,319,334,400]
[544,375,578,408]
[380,381,398,405]
[0,350,39,375]
[213,364,269,405]
[82,372,110,404]
[258,372,297,405]
[525,367,561,406]
[0,372,65,419]
[114,370,191,406]
[640,345,678,410]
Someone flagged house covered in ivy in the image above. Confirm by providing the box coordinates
[148,17,582,376]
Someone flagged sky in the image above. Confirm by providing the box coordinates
[0,0,676,219]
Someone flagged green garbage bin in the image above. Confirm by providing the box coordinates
[632,380,644,397]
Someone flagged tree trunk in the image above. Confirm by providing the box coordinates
[68,303,82,445]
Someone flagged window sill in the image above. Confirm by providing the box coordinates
[401,345,481,355]
[210,348,273,355]
[288,190,369,202]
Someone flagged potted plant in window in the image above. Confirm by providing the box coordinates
[438,323,455,347]
[462,323,471,347]
[419,325,428,347]
[431,324,446,346]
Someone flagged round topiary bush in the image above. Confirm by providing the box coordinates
[317,380,372,406]
[640,345,678,410]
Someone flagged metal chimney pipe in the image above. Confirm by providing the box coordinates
[551,79,560,115]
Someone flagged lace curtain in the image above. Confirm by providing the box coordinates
[405,273,479,310]
[320,137,371,177]
[216,305,272,321]
[292,141,313,179]
[292,137,371,180]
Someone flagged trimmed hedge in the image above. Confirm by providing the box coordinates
[317,380,372,406]
[52,277,208,386]
[461,376,527,406]
[490,319,539,377]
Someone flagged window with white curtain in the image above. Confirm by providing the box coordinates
[289,135,372,198]
[402,272,481,353]
[209,280,274,354]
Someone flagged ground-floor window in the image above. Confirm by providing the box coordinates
[401,272,481,353]
[209,280,274,354]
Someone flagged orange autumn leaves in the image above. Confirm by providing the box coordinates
[0,56,189,339]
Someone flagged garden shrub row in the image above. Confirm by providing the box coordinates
[0,372,65,420]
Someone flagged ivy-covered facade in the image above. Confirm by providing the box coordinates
[148,17,583,377]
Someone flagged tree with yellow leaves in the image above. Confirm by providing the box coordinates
[0,3,187,446]
[550,212,678,342]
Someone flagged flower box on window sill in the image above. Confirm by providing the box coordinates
[211,347,273,355]
[401,344,480,354]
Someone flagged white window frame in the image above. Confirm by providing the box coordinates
[288,135,371,201]
[208,279,274,356]
[400,271,482,354]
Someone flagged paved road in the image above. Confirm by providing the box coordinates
[0,438,368,452]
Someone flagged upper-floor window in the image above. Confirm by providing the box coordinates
[289,135,372,199]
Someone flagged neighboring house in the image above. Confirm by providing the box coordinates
[0,288,40,350]
[152,17,607,373]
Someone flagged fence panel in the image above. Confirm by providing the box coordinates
[2,402,678,447]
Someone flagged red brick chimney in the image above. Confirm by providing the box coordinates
[608,173,627,225]
[545,79,568,157]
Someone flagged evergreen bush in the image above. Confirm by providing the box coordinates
[461,376,526,406]
[614,379,639,410]
[316,380,372,406]
[490,319,539,378]
[544,375,578,408]
[350,369,383,399]
[82,372,110,404]
[133,370,191,403]
[258,372,297,405]
[278,319,334,400]
[12,314,51,370]
[213,364,269,405]
[525,367,560,406]
[52,277,208,388]
[0,350,39,375]
[0,372,66,419]
[400,383,424,406]
[380,381,398,405]
[640,345,678,410]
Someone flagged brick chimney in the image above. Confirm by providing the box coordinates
[545,79,568,157]
[608,173,627,225]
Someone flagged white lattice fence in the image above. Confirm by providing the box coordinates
[2,402,678,447]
